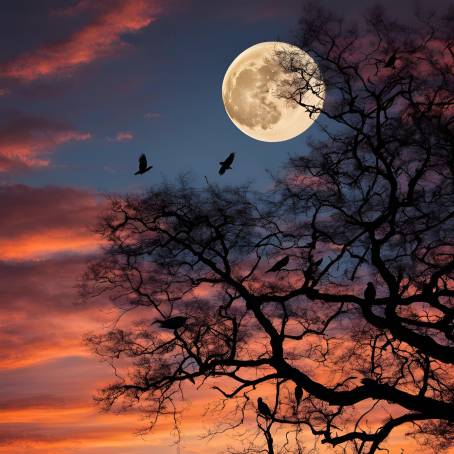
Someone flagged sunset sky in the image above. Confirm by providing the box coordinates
[0,0,452,453]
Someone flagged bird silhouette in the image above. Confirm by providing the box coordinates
[384,52,397,68]
[257,397,272,418]
[219,152,235,175]
[266,255,289,273]
[295,384,303,407]
[134,153,153,175]
[153,316,187,330]
[364,282,376,301]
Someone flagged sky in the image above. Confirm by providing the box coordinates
[0,0,453,453]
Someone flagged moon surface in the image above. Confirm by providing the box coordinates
[222,42,324,142]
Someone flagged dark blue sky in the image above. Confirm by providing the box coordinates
[0,0,451,193]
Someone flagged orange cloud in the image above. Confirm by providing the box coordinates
[0,0,161,81]
[0,185,446,453]
[0,254,440,454]
[0,185,102,260]
[0,114,90,172]
[0,228,99,260]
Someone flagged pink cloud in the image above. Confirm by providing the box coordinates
[109,131,134,142]
[0,184,107,368]
[0,185,103,260]
[0,0,162,81]
[0,115,90,172]
[285,172,334,190]
[0,185,437,453]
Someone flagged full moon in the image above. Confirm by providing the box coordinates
[222,42,324,142]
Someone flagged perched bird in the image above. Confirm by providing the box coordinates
[257,397,272,419]
[384,52,397,68]
[135,153,153,175]
[295,384,303,407]
[266,255,290,273]
[364,282,376,301]
[153,316,187,330]
[219,152,235,175]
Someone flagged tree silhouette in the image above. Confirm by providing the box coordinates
[82,5,454,454]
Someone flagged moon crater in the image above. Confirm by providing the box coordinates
[222,42,324,142]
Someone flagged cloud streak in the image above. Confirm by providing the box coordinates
[0,0,161,82]
[108,131,134,142]
[0,184,432,454]
[0,185,102,259]
[0,114,90,172]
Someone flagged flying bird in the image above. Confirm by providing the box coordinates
[266,255,290,273]
[134,153,153,175]
[219,152,235,175]
[153,316,188,330]
[384,52,397,68]
[295,384,303,407]
[364,282,376,301]
[257,397,272,419]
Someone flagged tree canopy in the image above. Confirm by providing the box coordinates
[82,5,454,453]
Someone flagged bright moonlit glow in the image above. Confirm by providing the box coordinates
[222,41,325,142]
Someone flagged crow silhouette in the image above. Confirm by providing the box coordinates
[135,153,153,175]
[153,316,187,330]
[257,397,272,418]
[384,52,397,68]
[364,282,376,301]
[219,152,235,175]
[266,255,289,273]
[295,384,303,407]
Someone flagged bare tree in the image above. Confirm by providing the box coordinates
[81,5,454,454]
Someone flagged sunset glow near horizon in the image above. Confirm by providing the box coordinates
[0,1,453,453]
